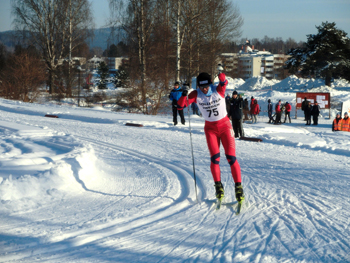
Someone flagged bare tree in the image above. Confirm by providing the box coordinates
[12,0,93,94]
[107,0,242,114]
[109,0,157,114]
[199,0,243,77]
[0,51,46,102]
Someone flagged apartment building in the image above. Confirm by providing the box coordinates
[87,56,127,71]
[221,44,290,80]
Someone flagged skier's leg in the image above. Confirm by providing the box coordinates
[204,125,221,182]
[220,120,244,202]
[220,120,241,184]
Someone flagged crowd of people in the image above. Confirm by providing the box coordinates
[170,83,346,134]
[301,97,320,125]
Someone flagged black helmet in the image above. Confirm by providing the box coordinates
[197,72,212,87]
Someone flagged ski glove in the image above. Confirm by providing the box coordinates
[218,72,227,86]
[182,90,188,97]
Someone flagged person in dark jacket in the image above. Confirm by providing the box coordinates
[228,91,244,138]
[284,102,292,123]
[311,101,320,125]
[267,99,273,123]
[169,81,185,125]
[243,98,249,121]
[191,102,200,116]
[301,97,308,121]
[305,101,313,125]
[225,94,231,113]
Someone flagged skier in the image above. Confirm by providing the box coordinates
[169,81,185,125]
[332,112,342,131]
[177,72,244,204]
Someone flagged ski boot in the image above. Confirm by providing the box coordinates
[215,181,224,201]
[235,182,245,203]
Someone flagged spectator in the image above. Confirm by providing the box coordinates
[341,112,350,131]
[332,112,342,131]
[251,100,260,124]
[284,102,292,123]
[250,96,256,120]
[225,94,231,113]
[191,102,200,116]
[267,99,273,123]
[169,81,185,125]
[228,90,244,138]
[275,100,282,124]
[311,101,320,125]
[301,97,308,121]
[305,101,313,125]
[243,98,249,121]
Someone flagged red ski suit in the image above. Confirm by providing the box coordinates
[177,74,241,184]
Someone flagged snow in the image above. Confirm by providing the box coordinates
[1,76,350,262]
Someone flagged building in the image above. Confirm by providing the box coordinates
[220,42,290,80]
[87,56,127,71]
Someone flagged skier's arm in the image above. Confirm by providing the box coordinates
[177,90,197,110]
[216,73,228,97]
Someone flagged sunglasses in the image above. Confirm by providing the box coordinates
[199,84,210,89]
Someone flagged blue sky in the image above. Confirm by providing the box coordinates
[1,0,349,43]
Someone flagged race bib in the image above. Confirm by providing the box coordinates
[197,86,227,122]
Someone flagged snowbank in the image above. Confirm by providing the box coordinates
[238,76,279,91]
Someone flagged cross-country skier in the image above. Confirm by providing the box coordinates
[177,72,244,204]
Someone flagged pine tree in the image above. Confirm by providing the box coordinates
[286,22,350,86]
[97,61,109,89]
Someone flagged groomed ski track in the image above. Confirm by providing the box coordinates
[0,100,349,262]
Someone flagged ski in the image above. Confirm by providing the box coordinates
[236,201,243,215]
[216,198,223,210]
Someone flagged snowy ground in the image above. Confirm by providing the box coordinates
[1,78,350,262]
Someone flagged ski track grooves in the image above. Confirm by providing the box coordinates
[65,136,210,246]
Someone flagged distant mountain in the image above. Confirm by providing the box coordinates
[87,27,124,50]
[0,27,124,51]
[0,31,17,50]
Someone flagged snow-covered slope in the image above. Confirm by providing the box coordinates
[0,92,350,262]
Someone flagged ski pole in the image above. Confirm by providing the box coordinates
[187,97,199,204]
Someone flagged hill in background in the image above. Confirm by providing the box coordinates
[0,27,123,51]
